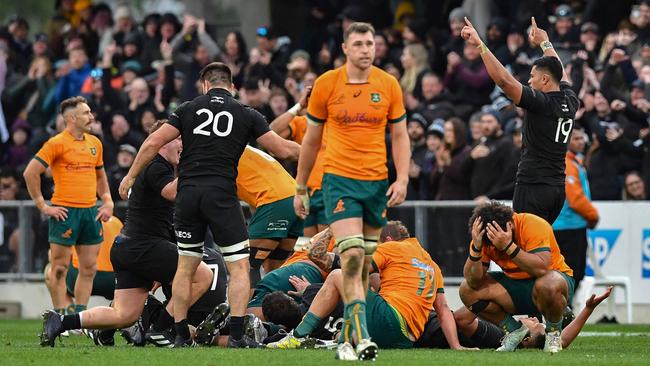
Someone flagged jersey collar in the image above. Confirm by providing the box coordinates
[207,87,232,97]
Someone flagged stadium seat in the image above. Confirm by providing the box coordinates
[582,242,633,323]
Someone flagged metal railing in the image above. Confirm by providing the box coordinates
[0,200,489,283]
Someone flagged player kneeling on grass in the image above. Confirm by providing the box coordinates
[452,286,612,350]
[236,146,304,288]
[460,201,575,353]
[267,221,474,352]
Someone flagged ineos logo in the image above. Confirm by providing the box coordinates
[175,230,192,239]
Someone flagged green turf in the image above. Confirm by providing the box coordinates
[1,320,649,366]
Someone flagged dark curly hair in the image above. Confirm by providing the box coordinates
[467,201,514,245]
[261,291,302,329]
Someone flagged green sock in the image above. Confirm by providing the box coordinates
[65,304,75,315]
[346,300,369,342]
[55,308,65,315]
[294,312,322,338]
[266,322,282,335]
[499,315,522,332]
[545,319,563,333]
[74,304,87,313]
[338,304,350,343]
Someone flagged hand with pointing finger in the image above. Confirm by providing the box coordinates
[528,17,549,48]
[460,17,482,47]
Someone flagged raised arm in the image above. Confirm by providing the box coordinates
[561,287,612,348]
[529,17,570,84]
[461,17,523,104]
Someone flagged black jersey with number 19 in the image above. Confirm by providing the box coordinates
[167,88,270,190]
[516,82,579,186]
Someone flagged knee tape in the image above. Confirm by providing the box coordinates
[468,300,490,315]
[248,247,272,268]
[335,235,364,253]
[364,235,379,255]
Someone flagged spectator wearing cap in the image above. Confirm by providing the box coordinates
[108,144,137,201]
[549,4,580,51]
[285,50,311,104]
[462,109,517,201]
[422,120,446,199]
[53,47,91,104]
[406,112,431,200]
[444,41,494,120]
[401,44,430,109]
[580,22,601,66]
[171,14,221,100]
[220,31,249,89]
[255,25,292,88]
[31,33,53,63]
[430,117,471,200]
[102,113,143,169]
[412,72,455,122]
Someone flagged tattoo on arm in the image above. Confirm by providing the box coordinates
[308,231,333,271]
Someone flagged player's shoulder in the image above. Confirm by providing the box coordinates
[370,65,399,84]
[85,133,102,145]
[314,67,345,86]
[514,212,551,230]
[170,100,194,117]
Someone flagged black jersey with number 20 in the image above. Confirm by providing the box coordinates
[516,82,579,186]
[167,88,270,189]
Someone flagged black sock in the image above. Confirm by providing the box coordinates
[220,318,231,336]
[230,316,244,340]
[174,320,190,340]
[61,314,81,330]
[153,309,174,332]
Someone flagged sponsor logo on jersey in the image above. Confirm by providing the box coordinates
[370,93,380,103]
[90,147,97,156]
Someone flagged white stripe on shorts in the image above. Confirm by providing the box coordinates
[178,241,204,248]
[223,253,249,262]
[219,239,249,254]
[178,249,204,258]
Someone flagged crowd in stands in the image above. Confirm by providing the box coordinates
[0,0,649,270]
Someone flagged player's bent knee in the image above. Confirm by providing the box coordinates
[248,247,271,269]
[52,263,69,279]
[459,280,478,303]
[220,239,250,262]
[178,241,204,258]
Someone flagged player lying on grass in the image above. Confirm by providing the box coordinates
[460,201,575,354]
[266,221,473,351]
[416,286,612,349]
[236,146,304,288]
[40,121,212,347]
[245,228,335,320]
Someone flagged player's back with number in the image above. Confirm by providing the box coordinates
[168,89,269,189]
[517,82,579,185]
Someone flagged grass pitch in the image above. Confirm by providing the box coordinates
[1,320,649,366]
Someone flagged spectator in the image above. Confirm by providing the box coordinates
[441,8,468,59]
[102,113,142,169]
[412,72,455,121]
[111,4,136,48]
[239,78,273,122]
[406,113,430,200]
[463,110,517,201]
[430,117,471,200]
[7,16,32,75]
[171,14,221,100]
[548,4,580,56]
[373,33,393,69]
[444,43,494,120]
[623,171,647,200]
[419,120,444,200]
[254,25,292,87]
[220,31,248,89]
[485,17,510,65]
[553,126,599,290]
[108,144,136,201]
[139,13,162,71]
[284,50,311,104]
[4,119,31,170]
[269,87,290,119]
[126,78,158,134]
[53,47,91,104]
[401,43,429,109]
[0,166,22,272]
[580,22,601,67]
